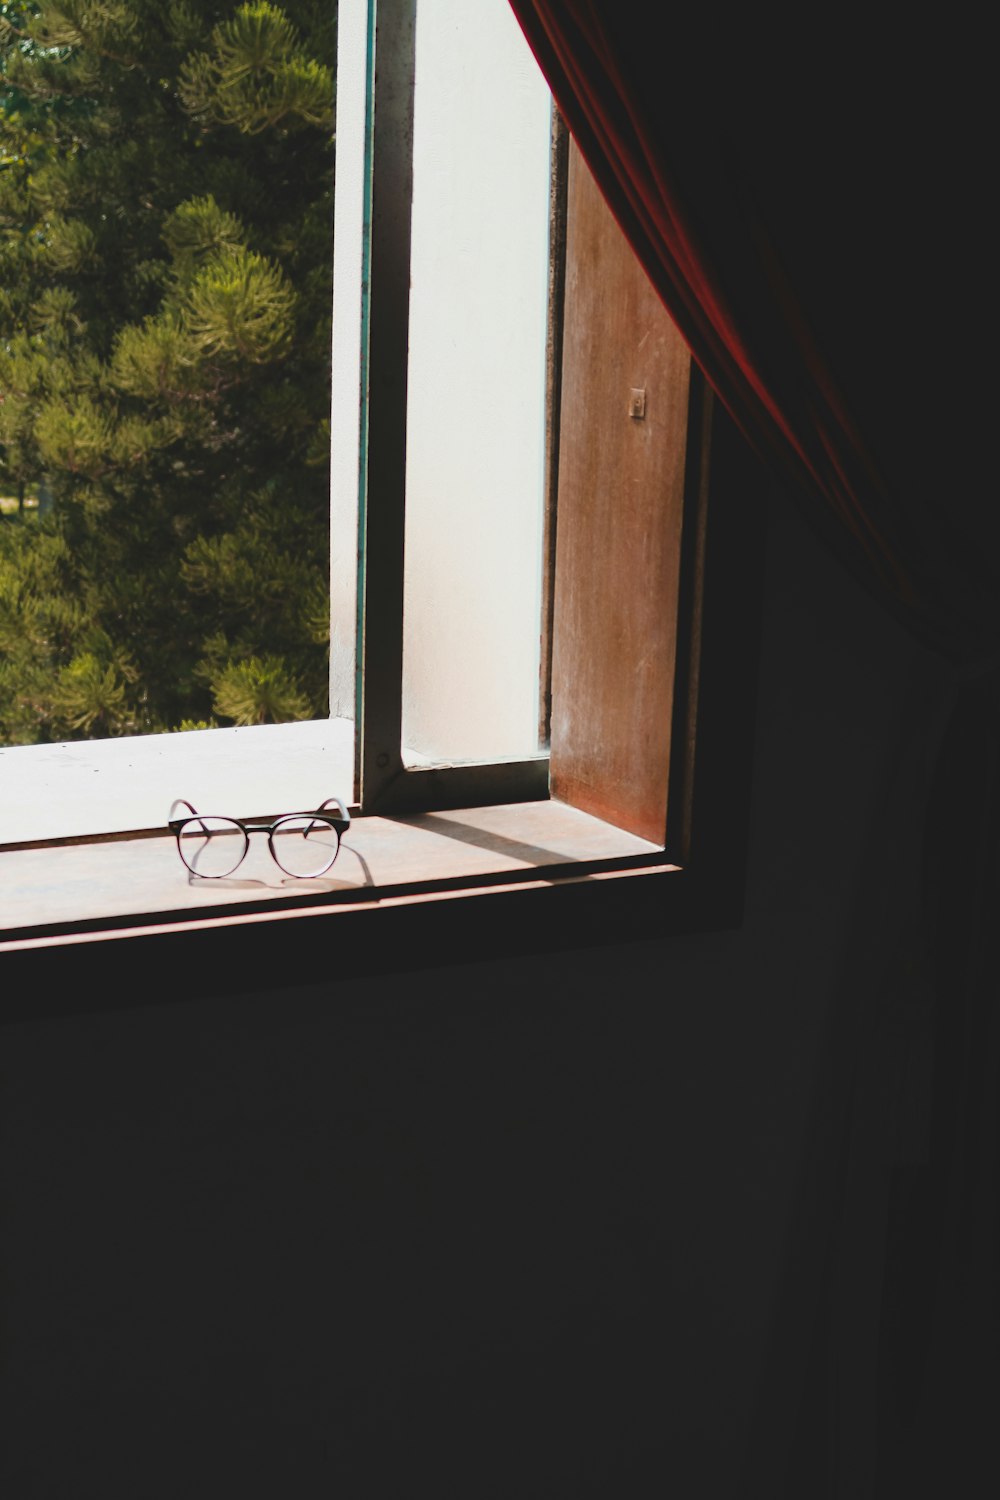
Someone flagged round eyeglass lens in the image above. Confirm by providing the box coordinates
[269,815,341,878]
[176,816,248,878]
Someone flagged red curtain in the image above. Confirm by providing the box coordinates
[507,3,997,667]
[506,3,998,1493]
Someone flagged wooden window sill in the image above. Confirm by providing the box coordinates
[0,796,703,1023]
[0,797,665,945]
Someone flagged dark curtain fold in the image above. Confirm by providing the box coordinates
[507,3,998,1493]
[508,3,997,665]
[874,672,1000,1494]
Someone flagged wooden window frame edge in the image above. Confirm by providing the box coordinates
[0,866,728,1027]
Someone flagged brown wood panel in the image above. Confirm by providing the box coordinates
[550,141,691,845]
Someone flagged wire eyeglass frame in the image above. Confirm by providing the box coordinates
[169,797,351,879]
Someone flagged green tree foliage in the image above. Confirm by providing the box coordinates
[0,0,335,742]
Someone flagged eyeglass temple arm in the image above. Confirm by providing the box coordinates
[316,796,350,830]
[294,797,351,842]
[168,798,212,838]
[169,797,349,837]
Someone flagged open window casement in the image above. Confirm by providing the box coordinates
[0,0,766,960]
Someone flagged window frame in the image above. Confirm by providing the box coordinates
[0,0,768,1005]
[0,365,767,1013]
[350,0,551,816]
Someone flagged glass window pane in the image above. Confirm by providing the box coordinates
[330,0,370,775]
[401,0,552,765]
[0,2,336,749]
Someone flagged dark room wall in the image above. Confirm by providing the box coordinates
[0,487,951,1498]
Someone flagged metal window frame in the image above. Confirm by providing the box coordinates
[352,0,551,815]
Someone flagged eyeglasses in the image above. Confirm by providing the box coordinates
[168,797,351,879]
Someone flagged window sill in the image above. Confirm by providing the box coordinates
[0,797,713,1023]
[0,795,662,940]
